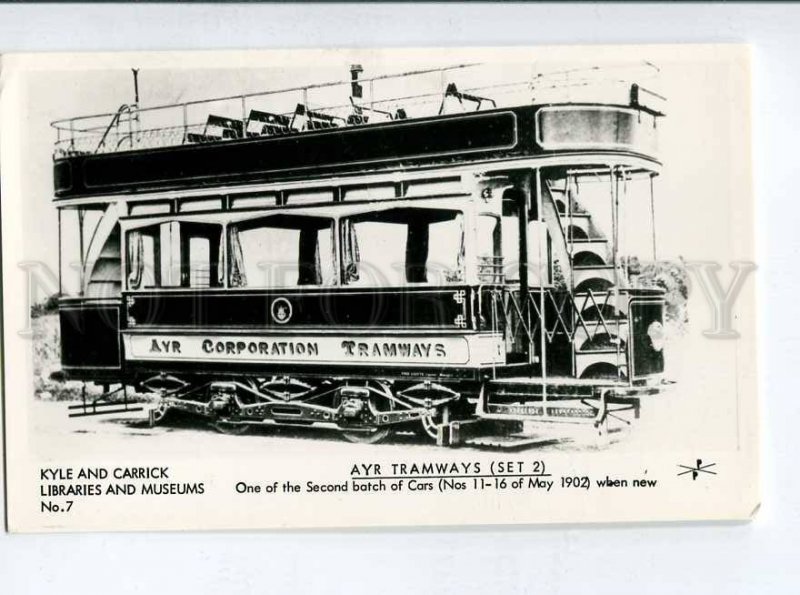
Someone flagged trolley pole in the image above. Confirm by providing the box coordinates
[132,68,140,105]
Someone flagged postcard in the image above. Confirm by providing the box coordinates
[0,45,757,532]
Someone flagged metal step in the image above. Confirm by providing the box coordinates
[570,237,608,244]
[559,215,596,240]
[464,433,567,449]
[573,319,629,348]
[574,347,619,355]
[68,405,144,418]
[572,291,629,318]
[569,239,610,264]
[575,350,625,379]
[573,264,617,291]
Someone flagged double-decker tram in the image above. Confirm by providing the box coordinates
[52,63,668,445]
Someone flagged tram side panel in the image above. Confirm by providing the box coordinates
[59,297,124,381]
[55,287,664,385]
[119,285,506,381]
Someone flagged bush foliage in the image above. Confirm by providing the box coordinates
[632,258,690,331]
[31,293,60,319]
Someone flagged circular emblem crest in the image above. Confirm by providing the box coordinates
[270,297,293,325]
[647,321,665,352]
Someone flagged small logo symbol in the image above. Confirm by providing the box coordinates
[271,297,293,324]
[678,459,716,480]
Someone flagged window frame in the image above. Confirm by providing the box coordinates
[123,217,225,292]
[120,197,473,293]
[338,205,466,288]
[226,212,338,290]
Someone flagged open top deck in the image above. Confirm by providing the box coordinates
[52,62,665,201]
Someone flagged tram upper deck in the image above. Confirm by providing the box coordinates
[51,63,665,202]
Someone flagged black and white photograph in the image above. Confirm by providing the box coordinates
[2,45,756,532]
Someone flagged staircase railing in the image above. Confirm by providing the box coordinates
[95,104,137,153]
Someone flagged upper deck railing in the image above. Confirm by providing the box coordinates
[51,62,664,159]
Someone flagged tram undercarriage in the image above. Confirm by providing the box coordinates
[67,371,660,447]
[143,375,462,444]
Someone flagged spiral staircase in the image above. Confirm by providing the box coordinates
[547,179,629,381]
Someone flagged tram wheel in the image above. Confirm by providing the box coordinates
[149,401,171,425]
[419,412,443,441]
[210,421,253,436]
[339,381,394,445]
[419,402,454,441]
[341,427,392,445]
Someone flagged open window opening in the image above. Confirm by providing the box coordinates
[477,213,503,284]
[341,207,465,286]
[59,206,107,296]
[499,188,529,283]
[127,221,223,290]
[228,214,336,289]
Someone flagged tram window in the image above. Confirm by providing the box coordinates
[405,179,463,198]
[502,219,520,282]
[129,202,171,216]
[180,223,223,289]
[477,214,503,284]
[343,185,396,201]
[501,190,523,282]
[527,222,555,286]
[59,207,106,296]
[180,198,223,213]
[230,194,278,209]
[59,209,82,296]
[127,226,161,289]
[126,221,222,290]
[188,238,211,286]
[341,208,464,286]
[285,189,334,205]
[229,215,336,288]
